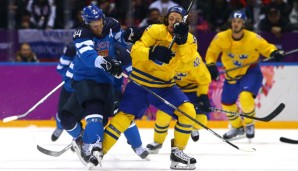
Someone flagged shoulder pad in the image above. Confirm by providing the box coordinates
[101,17,121,37]
[73,25,93,40]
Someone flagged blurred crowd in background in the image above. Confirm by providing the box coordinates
[0,0,298,33]
[0,0,298,62]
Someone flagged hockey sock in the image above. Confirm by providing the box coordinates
[83,114,103,144]
[103,111,135,154]
[66,122,82,139]
[173,102,195,150]
[222,103,243,128]
[154,110,171,144]
[55,113,63,129]
[193,114,207,130]
[239,91,255,124]
[124,121,142,149]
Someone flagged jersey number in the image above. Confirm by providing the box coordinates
[73,30,82,38]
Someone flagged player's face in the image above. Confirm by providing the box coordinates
[167,12,183,33]
[89,19,104,37]
[231,18,244,34]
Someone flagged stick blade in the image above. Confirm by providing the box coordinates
[261,103,285,121]
[3,116,18,123]
[239,147,256,152]
[37,145,66,157]
[280,137,298,144]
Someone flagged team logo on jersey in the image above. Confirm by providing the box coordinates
[233,60,242,67]
[228,52,234,59]
[98,50,109,56]
[239,54,248,59]
[174,73,187,80]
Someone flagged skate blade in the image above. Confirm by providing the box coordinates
[170,161,196,170]
[146,148,160,154]
[86,162,96,170]
[228,134,246,141]
[71,143,87,166]
[93,151,103,167]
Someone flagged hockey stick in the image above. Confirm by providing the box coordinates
[37,144,72,157]
[122,73,255,152]
[2,82,64,123]
[209,103,285,122]
[168,0,196,49]
[280,137,298,144]
[219,48,298,74]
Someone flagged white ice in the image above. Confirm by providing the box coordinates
[0,127,298,171]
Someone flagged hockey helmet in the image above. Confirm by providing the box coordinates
[166,6,186,17]
[230,10,247,22]
[81,4,105,24]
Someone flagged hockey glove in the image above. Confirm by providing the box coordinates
[270,49,285,62]
[95,56,122,77]
[149,46,174,64]
[173,22,189,45]
[197,94,211,112]
[206,63,219,80]
[123,27,143,44]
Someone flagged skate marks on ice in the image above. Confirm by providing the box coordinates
[0,128,298,171]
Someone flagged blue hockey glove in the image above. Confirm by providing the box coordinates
[271,49,285,62]
[149,46,174,64]
[173,22,189,45]
[206,63,219,80]
[197,94,211,112]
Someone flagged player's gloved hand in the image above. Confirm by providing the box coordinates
[173,22,189,45]
[197,94,211,112]
[95,56,122,77]
[270,49,285,62]
[206,63,219,80]
[149,46,174,64]
[123,27,143,43]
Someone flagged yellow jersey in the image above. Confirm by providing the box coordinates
[175,55,211,96]
[130,24,198,88]
[205,29,277,80]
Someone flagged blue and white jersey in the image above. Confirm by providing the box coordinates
[56,43,77,92]
[72,17,130,84]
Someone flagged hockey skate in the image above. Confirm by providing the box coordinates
[191,130,199,142]
[246,123,255,139]
[51,128,63,141]
[146,142,162,154]
[71,136,88,166]
[84,141,103,169]
[223,126,245,140]
[170,139,196,170]
[133,146,150,160]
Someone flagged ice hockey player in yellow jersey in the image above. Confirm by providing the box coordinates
[103,6,199,170]
[146,53,212,154]
[205,10,285,140]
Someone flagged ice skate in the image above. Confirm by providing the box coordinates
[246,123,255,140]
[86,141,103,168]
[223,126,245,140]
[133,146,150,160]
[146,142,162,154]
[170,147,196,170]
[51,128,63,141]
[71,136,88,166]
[191,130,199,142]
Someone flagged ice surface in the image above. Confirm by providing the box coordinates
[0,127,298,171]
